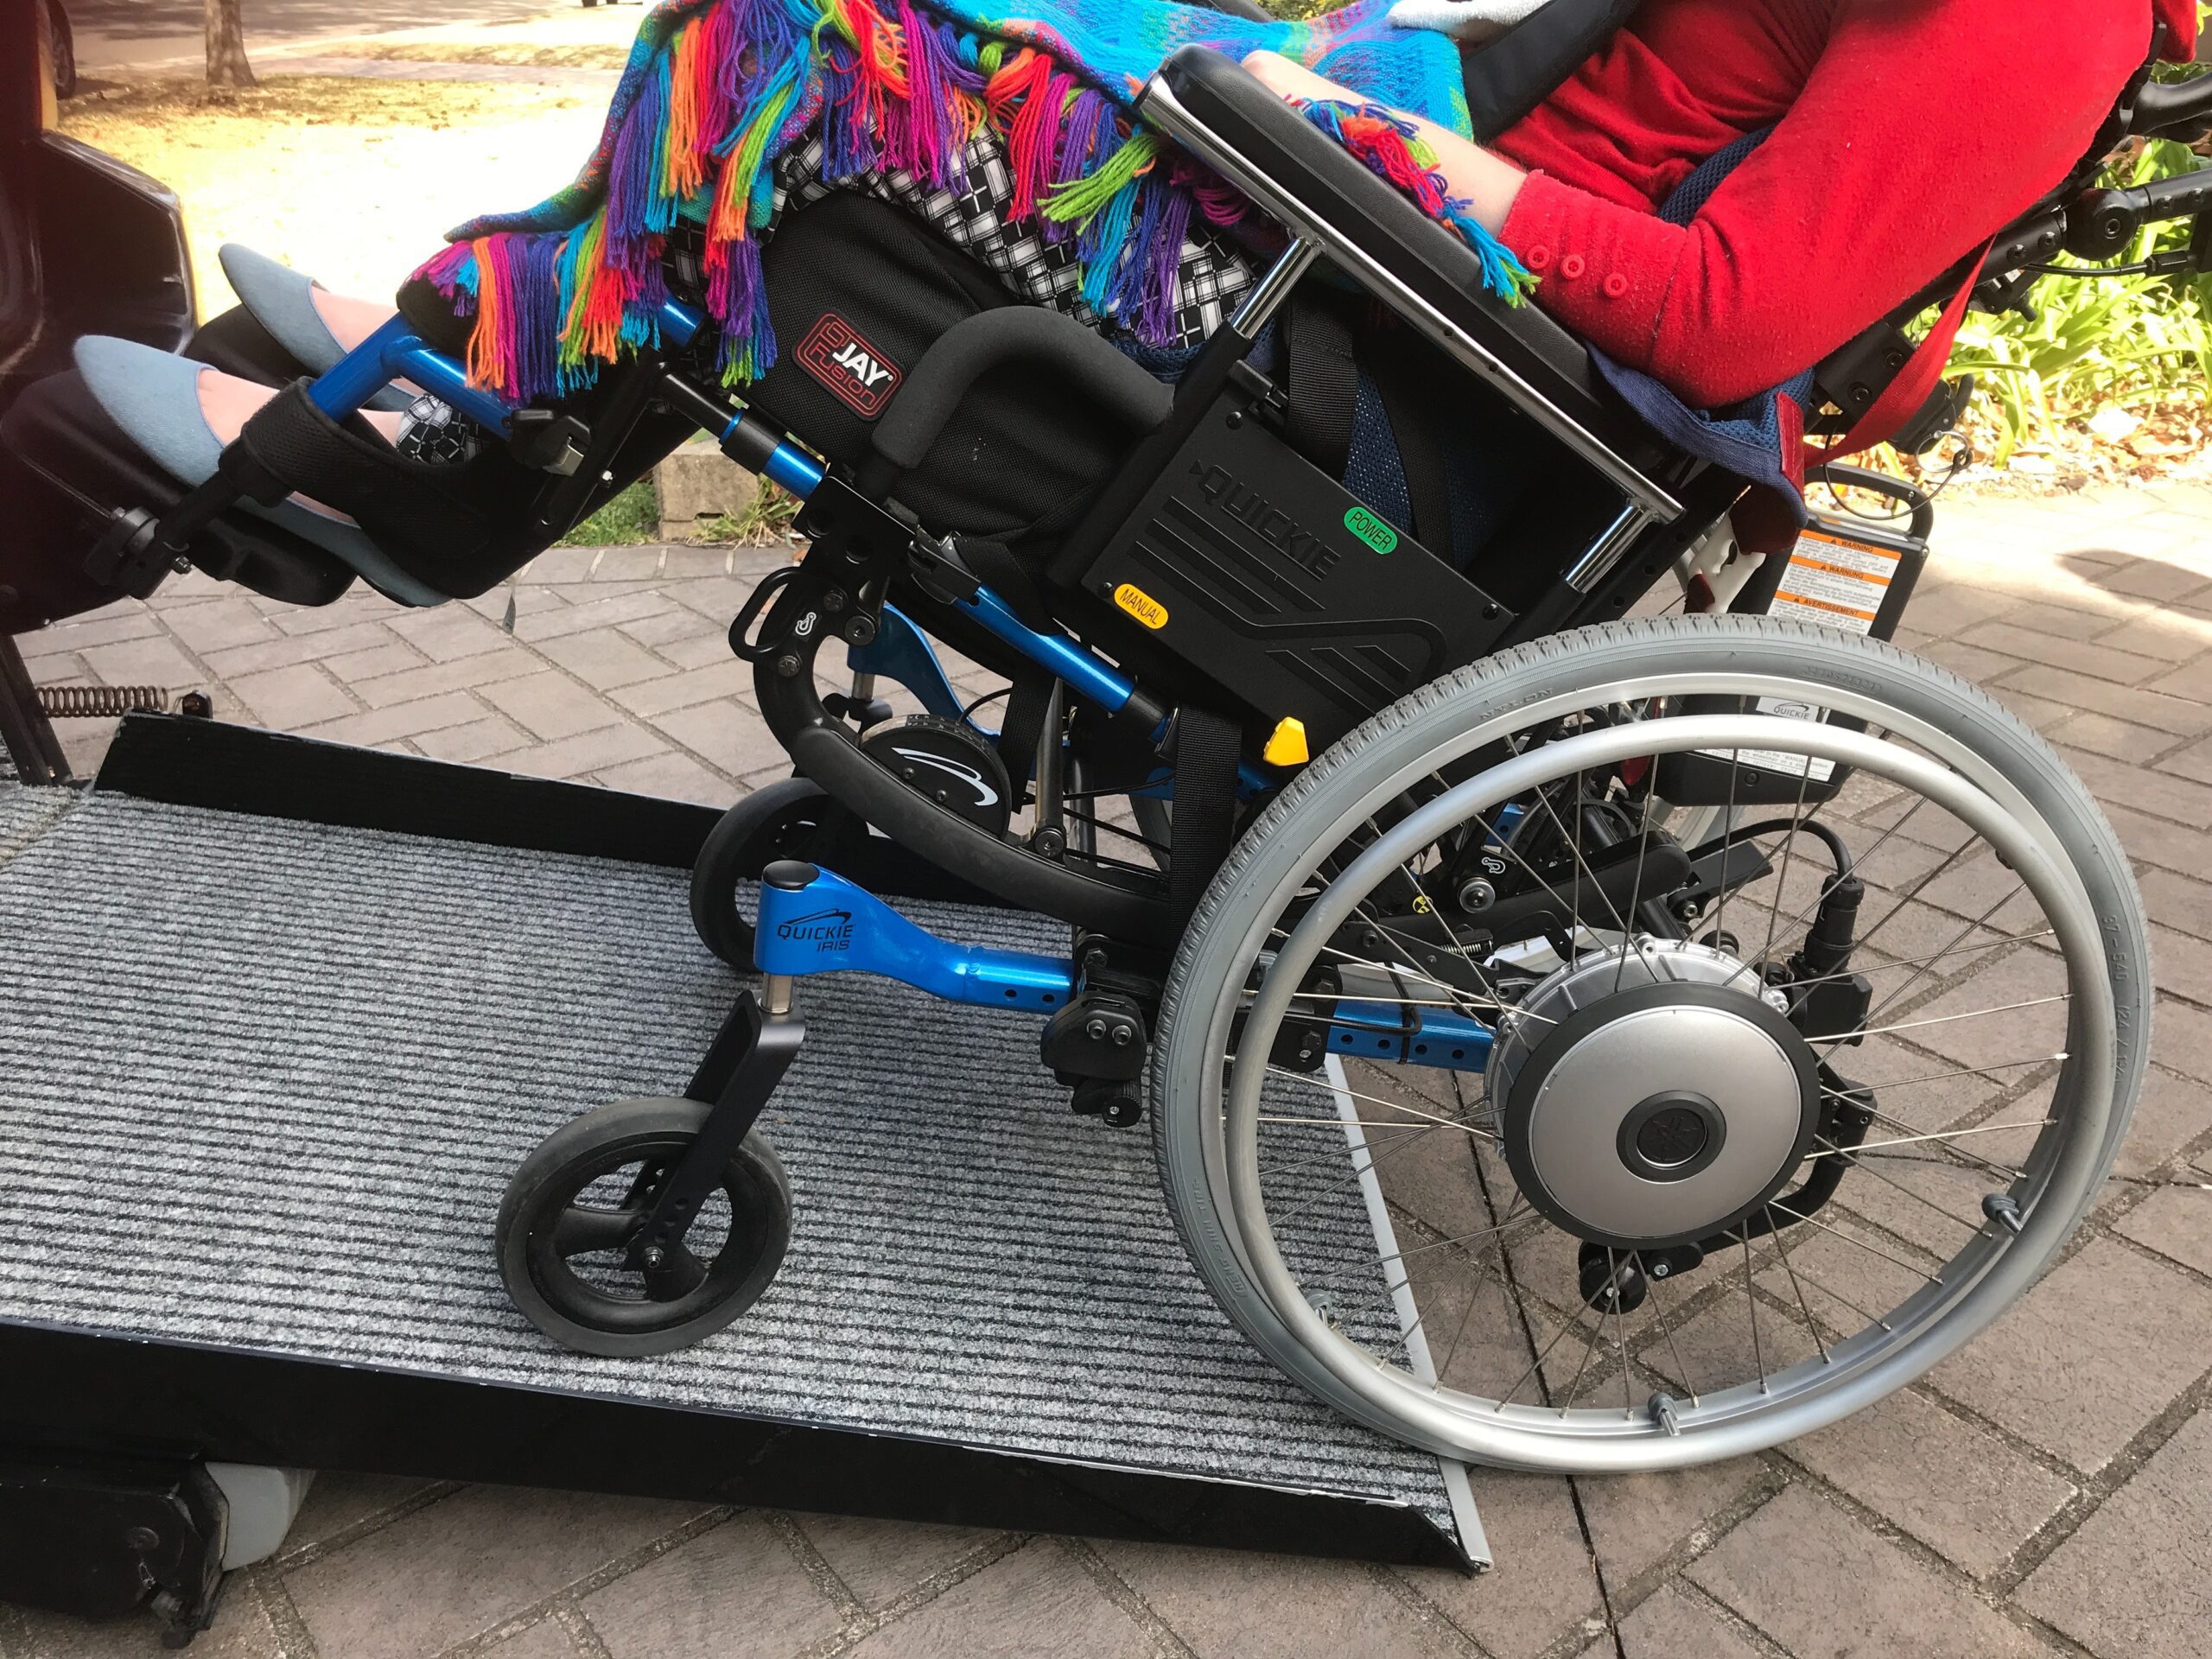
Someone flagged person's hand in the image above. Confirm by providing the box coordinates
[1240,49,1362,107]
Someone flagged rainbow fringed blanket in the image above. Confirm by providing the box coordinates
[414,0,1529,405]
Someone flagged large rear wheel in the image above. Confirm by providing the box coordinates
[1154,616,2148,1471]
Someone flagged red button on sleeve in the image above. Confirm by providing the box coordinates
[1522,245,1554,271]
[1559,253,1586,280]
[1603,272,1629,299]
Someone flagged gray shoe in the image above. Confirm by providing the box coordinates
[73,334,448,608]
[218,244,413,413]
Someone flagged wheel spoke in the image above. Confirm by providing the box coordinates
[1262,1068,1498,1141]
[1739,1230,1768,1395]
[1821,1053,2064,1099]
[1298,1203,1542,1292]
[1758,765,1819,973]
[1816,1135,1985,1230]
[552,1205,639,1258]
[1807,994,2070,1046]
[1765,1204,1831,1363]
[1863,1103,2024,1181]
[1711,748,1742,950]
[1838,881,2031,1046]
[1640,1255,1702,1405]
[1804,1119,2056,1160]
[1789,930,2056,999]
[1767,1198,1943,1283]
[1710,792,1933,999]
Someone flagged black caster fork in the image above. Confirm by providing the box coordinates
[497,981,807,1357]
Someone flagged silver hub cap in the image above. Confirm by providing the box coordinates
[1491,942,1820,1249]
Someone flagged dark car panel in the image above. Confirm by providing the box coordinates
[3,0,199,780]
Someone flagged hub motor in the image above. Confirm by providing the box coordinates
[859,714,1014,836]
[1487,939,1822,1251]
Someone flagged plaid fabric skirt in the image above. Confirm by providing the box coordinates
[664,126,1262,356]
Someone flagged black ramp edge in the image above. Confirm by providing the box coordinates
[0,1323,1466,1569]
[95,712,719,869]
[92,713,1012,906]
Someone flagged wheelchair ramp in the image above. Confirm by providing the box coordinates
[0,716,1483,1571]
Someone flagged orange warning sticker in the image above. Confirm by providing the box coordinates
[1771,528,1896,636]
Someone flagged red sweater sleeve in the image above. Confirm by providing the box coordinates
[1497,0,2154,408]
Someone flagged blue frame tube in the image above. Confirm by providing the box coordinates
[957,585,1140,719]
[753,867,1074,1014]
[305,314,518,434]
[847,605,967,722]
[1324,1001,1493,1071]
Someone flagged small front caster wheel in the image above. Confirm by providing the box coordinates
[497,1096,791,1357]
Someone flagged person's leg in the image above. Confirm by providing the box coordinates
[73,337,449,606]
[218,245,413,409]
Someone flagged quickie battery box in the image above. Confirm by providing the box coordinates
[1075,367,1513,751]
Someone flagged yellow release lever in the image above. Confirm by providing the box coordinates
[1263,717,1310,768]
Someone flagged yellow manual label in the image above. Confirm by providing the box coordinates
[1113,583,1169,630]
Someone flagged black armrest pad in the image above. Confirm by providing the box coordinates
[1146,48,1672,479]
[874,309,1173,472]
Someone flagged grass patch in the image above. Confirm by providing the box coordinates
[321,41,631,70]
[695,483,802,547]
[556,479,802,549]
[557,480,658,548]
[57,73,588,131]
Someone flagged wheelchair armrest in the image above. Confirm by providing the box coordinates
[1140,47,1683,524]
[871,309,1173,473]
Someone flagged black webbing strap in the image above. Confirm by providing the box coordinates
[993,674,1055,785]
[1372,370,1455,558]
[952,536,1058,779]
[1282,297,1358,481]
[1166,705,1242,925]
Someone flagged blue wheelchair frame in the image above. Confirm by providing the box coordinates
[305,297,1495,1077]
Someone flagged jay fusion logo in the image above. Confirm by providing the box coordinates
[797,314,903,418]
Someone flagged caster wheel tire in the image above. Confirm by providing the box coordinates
[498,1097,791,1357]
[690,778,859,969]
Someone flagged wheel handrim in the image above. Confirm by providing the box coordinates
[1201,696,2113,1471]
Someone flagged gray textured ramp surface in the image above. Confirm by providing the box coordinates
[0,784,1459,1535]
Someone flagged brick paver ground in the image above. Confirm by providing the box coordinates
[6,481,2212,1659]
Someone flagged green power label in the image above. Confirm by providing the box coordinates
[1344,505,1398,556]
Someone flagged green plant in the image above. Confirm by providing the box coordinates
[556,478,657,547]
[694,482,802,546]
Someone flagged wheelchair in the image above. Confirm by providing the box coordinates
[9,35,2209,1474]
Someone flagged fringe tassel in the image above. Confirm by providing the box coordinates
[1299,99,1535,305]
[434,0,1494,406]
[413,240,480,310]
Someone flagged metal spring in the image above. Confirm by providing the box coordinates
[35,684,171,718]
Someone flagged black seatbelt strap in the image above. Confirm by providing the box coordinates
[1373,370,1456,560]
[1166,705,1242,925]
[1282,296,1358,480]
[952,536,1060,781]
